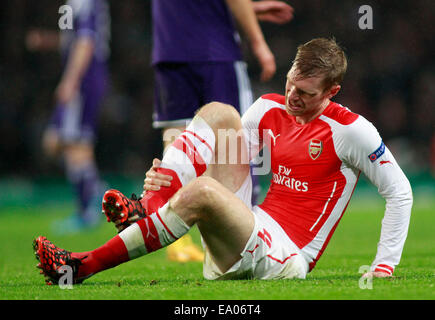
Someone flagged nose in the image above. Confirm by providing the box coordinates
[287,85,299,101]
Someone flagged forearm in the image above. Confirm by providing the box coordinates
[364,151,413,274]
[226,0,275,81]
[26,29,60,51]
[225,0,266,47]
[371,181,413,274]
[342,117,413,275]
[61,37,94,84]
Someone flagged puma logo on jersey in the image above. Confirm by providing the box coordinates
[267,129,280,146]
[380,160,392,166]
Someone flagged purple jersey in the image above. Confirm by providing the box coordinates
[151,0,242,64]
[61,0,110,90]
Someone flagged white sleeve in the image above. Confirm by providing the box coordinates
[241,97,265,161]
[342,116,413,275]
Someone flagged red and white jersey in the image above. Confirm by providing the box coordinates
[242,94,413,274]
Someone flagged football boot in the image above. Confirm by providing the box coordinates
[33,236,86,285]
[102,189,147,231]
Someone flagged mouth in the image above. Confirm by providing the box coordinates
[287,101,303,113]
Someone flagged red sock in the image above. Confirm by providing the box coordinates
[140,167,183,213]
[71,203,190,279]
[71,235,130,279]
[139,121,215,213]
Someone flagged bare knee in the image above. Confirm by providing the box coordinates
[171,176,217,210]
[196,102,241,129]
[42,129,61,157]
[169,176,219,224]
[64,143,95,168]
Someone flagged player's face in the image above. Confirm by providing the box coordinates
[285,67,339,123]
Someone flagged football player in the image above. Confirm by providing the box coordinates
[34,38,412,284]
[27,0,110,233]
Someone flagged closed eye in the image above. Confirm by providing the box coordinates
[297,89,316,97]
[287,78,316,97]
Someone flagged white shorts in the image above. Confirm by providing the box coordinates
[202,175,309,280]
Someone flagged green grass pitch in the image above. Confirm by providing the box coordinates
[0,185,434,300]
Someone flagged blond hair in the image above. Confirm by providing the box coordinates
[293,38,347,90]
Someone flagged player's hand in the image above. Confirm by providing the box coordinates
[26,29,44,51]
[253,1,294,24]
[25,29,59,51]
[252,40,276,82]
[142,158,173,194]
[362,271,393,278]
[55,78,79,105]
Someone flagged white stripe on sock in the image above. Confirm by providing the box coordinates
[160,148,197,186]
[118,223,148,259]
[156,203,190,245]
[160,116,215,185]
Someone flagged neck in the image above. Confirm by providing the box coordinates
[295,99,330,125]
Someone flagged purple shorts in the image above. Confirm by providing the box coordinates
[49,77,107,144]
[152,61,253,128]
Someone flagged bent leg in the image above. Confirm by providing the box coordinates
[161,125,205,263]
[62,103,252,280]
[161,103,253,272]
[195,102,251,194]
[142,101,250,211]
[50,174,251,281]
[170,176,254,273]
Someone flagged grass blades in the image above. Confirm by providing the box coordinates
[0,195,434,300]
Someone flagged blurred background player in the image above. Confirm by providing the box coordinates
[26,0,110,233]
[149,0,294,262]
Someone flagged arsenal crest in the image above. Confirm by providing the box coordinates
[308,139,323,160]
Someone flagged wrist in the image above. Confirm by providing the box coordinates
[61,74,80,87]
[250,34,267,48]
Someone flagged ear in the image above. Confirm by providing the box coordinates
[325,84,341,99]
